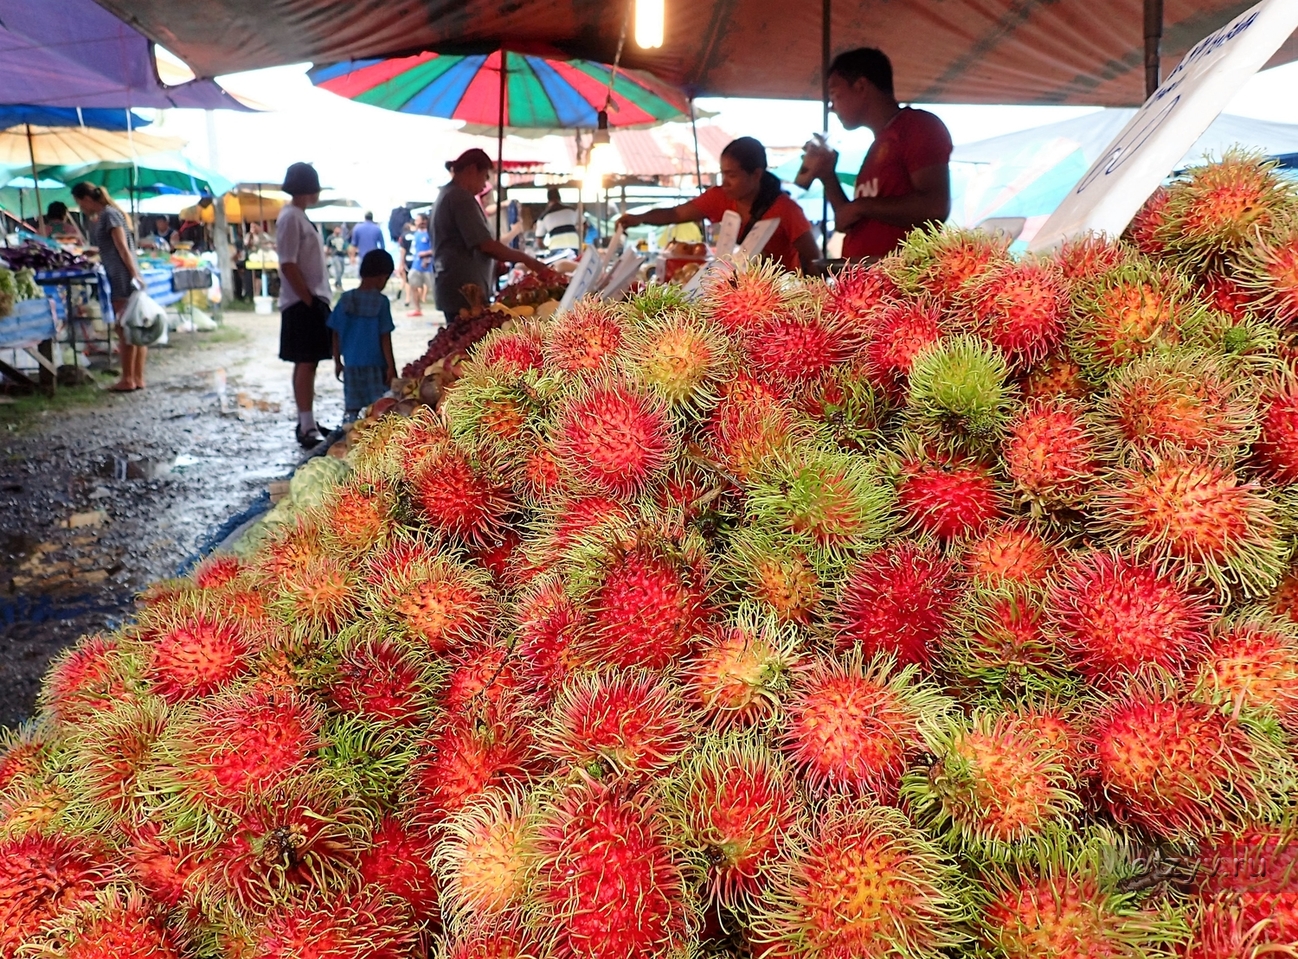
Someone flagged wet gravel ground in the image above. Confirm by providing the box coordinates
[0,302,440,728]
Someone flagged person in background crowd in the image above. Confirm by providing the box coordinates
[618,137,818,273]
[244,221,274,252]
[275,162,334,448]
[71,183,146,392]
[41,201,85,243]
[176,197,210,251]
[406,213,432,317]
[534,187,580,251]
[388,206,409,245]
[329,249,397,423]
[801,47,953,260]
[395,219,415,307]
[326,225,348,291]
[350,211,385,259]
[432,149,558,325]
[143,215,172,252]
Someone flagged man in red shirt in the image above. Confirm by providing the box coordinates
[803,48,953,260]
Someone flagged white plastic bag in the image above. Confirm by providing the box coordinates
[119,290,168,346]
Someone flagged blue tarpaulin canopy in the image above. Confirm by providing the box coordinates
[0,107,147,130]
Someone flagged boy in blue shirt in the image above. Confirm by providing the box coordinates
[328,250,397,422]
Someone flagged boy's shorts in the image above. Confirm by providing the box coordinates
[344,364,388,416]
[407,269,429,290]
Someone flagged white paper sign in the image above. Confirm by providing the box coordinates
[738,217,781,259]
[598,248,645,301]
[1028,0,1298,252]
[714,210,742,256]
[558,247,601,311]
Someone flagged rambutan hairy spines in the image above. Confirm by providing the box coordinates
[896,446,1004,542]
[1046,550,1214,682]
[1124,185,1170,256]
[836,540,959,668]
[61,696,170,822]
[946,585,1067,696]
[1194,611,1298,731]
[902,706,1081,855]
[861,296,945,400]
[719,526,825,625]
[474,321,546,374]
[1004,396,1100,511]
[906,333,1015,446]
[552,379,676,499]
[960,257,1069,369]
[435,787,533,924]
[1090,674,1291,841]
[681,608,801,728]
[738,302,861,388]
[0,832,112,958]
[781,652,949,801]
[701,258,803,334]
[411,441,517,547]
[1052,233,1134,282]
[749,798,966,959]
[408,707,534,820]
[544,299,625,374]
[963,522,1057,589]
[368,549,497,654]
[40,633,138,725]
[824,261,900,322]
[324,629,443,727]
[532,778,695,959]
[137,611,257,704]
[892,224,1011,305]
[1255,376,1298,483]
[536,669,695,779]
[623,308,731,413]
[1239,219,1298,325]
[1096,455,1287,598]
[441,913,554,959]
[1187,824,1298,959]
[249,888,419,959]
[316,472,399,557]
[192,553,243,591]
[21,884,186,959]
[663,732,801,905]
[355,815,439,923]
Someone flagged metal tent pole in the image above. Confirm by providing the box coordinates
[821,0,832,259]
[1144,0,1164,98]
[496,51,507,240]
[26,125,45,233]
[689,100,702,193]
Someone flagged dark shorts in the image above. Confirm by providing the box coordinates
[344,364,388,415]
[279,297,332,363]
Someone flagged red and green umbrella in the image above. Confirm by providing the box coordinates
[308,50,693,135]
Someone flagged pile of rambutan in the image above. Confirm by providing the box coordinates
[9,153,1298,959]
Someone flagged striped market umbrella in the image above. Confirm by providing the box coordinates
[309,50,693,136]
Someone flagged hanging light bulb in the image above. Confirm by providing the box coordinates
[635,0,665,49]
[592,109,611,146]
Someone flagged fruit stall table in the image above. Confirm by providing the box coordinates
[35,265,114,363]
[0,295,60,392]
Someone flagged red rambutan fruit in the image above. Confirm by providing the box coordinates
[317,474,398,557]
[40,634,136,725]
[357,815,439,923]
[64,697,169,818]
[1240,220,1298,325]
[749,799,963,959]
[1195,613,1298,731]
[409,708,534,819]
[1003,397,1099,511]
[141,613,256,703]
[894,226,1011,305]
[0,724,50,794]
[1255,379,1298,483]
[703,376,801,480]
[947,586,1065,694]
[0,833,111,959]
[29,887,185,959]
[436,787,533,922]
[702,260,801,334]
[513,577,581,699]
[665,734,800,905]
[476,323,546,373]
[1091,676,1287,840]
[553,381,676,499]
[781,653,948,801]
[1046,550,1213,681]
[897,449,1003,541]
[1188,825,1298,959]
[823,262,900,322]
[193,554,243,590]
[1199,271,1257,322]
[1097,456,1286,597]
[961,258,1069,368]
[272,555,358,633]
[532,778,694,959]
[624,309,731,412]
[251,516,323,584]
[1052,234,1133,282]
[963,522,1057,588]
[119,822,198,910]
[411,443,515,546]
[369,547,496,654]
[439,640,526,715]
[441,914,552,959]
[544,300,624,373]
[1069,263,1205,375]
[327,633,440,727]
[739,305,860,387]
[681,612,799,728]
[1124,185,1170,256]
[537,670,694,778]
[861,297,945,400]
[903,706,1080,854]
[250,889,418,959]
[836,541,959,668]
[1019,349,1091,402]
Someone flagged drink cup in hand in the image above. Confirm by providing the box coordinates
[795,134,833,189]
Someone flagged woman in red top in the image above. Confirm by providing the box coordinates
[618,137,819,273]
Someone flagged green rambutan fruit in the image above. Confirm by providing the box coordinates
[892,225,1011,305]
[738,303,862,388]
[1069,262,1209,376]
[1090,673,1291,841]
[444,370,554,456]
[1187,824,1298,959]
[367,545,496,654]
[960,257,1069,369]
[781,652,948,801]
[247,888,419,959]
[1052,233,1134,281]
[748,798,966,959]
[906,334,1014,446]
[475,321,546,373]
[1124,185,1170,256]
[1255,377,1298,483]
[536,669,694,779]
[323,629,443,727]
[903,705,1081,855]
[663,732,801,905]
[435,787,533,923]
[357,814,440,924]
[792,362,885,452]
[39,634,139,726]
[746,445,895,565]
[1046,550,1213,681]
[316,472,400,557]
[621,282,692,323]
[718,526,825,625]
[701,258,804,335]
[1156,150,1297,272]
[411,441,517,546]
[1238,219,1298,325]
[946,585,1067,696]
[836,541,959,668]
[317,714,419,812]
[681,609,800,728]
[1004,397,1100,511]
[973,829,1189,959]
[1194,612,1298,732]
[896,445,1004,542]
[552,379,676,499]
[531,777,695,959]
[544,299,625,374]
[962,521,1057,588]
[1096,455,1287,598]
[623,309,732,413]
[0,832,112,959]
[861,296,945,401]
[135,610,258,704]
[408,706,534,819]
[20,885,186,959]
[1096,349,1258,464]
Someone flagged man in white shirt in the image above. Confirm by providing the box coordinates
[534,187,580,251]
[276,162,333,448]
